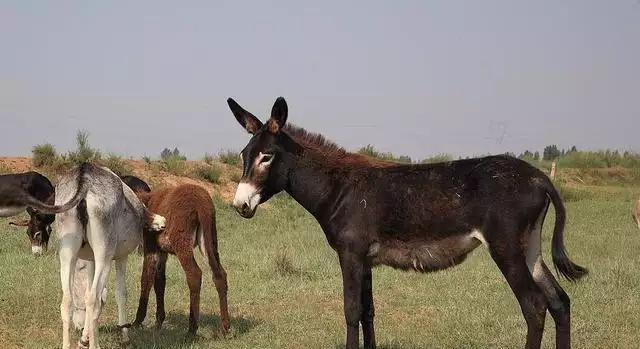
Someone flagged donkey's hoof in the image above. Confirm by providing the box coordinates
[77,338,89,349]
[221,326,236,339]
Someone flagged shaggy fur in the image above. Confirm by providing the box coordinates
[132,184,230,335]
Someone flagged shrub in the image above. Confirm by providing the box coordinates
[274,251,302,277]
[0,162,12,174]
[218,149,241,166]
[160,154,186,175]
[67,130,101,164]
[194,164,222,184]
[229,171,242,183]
[102,153,132,176]
[31,143,58,168]
[203,153,216,165]
[420,154,454,164]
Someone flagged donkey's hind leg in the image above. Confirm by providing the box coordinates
[488,237,548,349]
[527,206,572,349]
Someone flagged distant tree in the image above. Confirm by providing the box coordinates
[397,155,412,164]
[533,151,540,161]
[160,148,172,160]
[518,150,534,159]
[569,145,577,153]
[161,147,186,161]
[543,145,561,161]
[504,152,516,158]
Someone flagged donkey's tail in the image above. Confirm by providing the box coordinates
[544,177,588,281]
[21,163,91,214]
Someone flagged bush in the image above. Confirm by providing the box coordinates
[229,171,242,183]
[0,162,12,174]
[194,164,222,184]
[420,154,454,164]
[218,149,241,166]
[67,130,101,164]
[274,251,302,277]
[203,153,216,165]
[102,153,132,176]
[160,154,186,175]
[32,143,58,168]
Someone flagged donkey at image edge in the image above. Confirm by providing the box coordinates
[226,96,588,349]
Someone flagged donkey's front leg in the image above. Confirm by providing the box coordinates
[338,249,365,349]
[361,262,376,349]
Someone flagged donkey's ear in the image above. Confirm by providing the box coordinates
[266,96,288,134]
[227,98,263,135]
[9,220,29,227]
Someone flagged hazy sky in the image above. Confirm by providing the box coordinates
[1,1,639,161]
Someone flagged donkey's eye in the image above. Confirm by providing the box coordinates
[261,153,274,163]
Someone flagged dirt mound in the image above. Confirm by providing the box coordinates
[0,156,241,202]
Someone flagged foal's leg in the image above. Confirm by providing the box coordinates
[360,263,376,349]
[176,250,203,334]
[58,232,83,349]
[338,249,365,349]
[154,252,168,328]
[200,224,230,334]
[114,258,130,342]
[489,243,547,349]
[133,252,158,327]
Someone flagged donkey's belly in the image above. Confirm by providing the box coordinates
[369,232,483,273]
[77,235,142,261]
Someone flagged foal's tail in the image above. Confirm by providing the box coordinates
[196,200,222,269]
[544,178,588,281]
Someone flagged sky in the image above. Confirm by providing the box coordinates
[1,0,639,161]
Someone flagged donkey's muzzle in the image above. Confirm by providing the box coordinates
[234,203,256,219]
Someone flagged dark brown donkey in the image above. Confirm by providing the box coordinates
[226,96,588,349]
[132,184,230,335]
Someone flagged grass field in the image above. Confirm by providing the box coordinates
[1,192,639,349]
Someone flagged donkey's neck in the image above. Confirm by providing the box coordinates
[285,154,352,232]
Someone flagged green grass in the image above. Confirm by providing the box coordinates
[0,193,639,348]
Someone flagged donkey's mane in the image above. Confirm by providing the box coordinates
[282,123,395,168]
[283,124,348,156]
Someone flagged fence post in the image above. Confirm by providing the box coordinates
[550,161,557,180]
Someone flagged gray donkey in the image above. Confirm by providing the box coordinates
[53,163,165,349]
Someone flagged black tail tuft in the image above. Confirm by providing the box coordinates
[545,175,589,282]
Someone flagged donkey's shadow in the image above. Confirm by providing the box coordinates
[120,313,259,347]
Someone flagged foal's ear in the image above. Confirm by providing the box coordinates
[227,98,263,135]
[266,97,288,134]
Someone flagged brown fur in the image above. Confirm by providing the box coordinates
[283,124,396,168]
[132,184,230,335]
